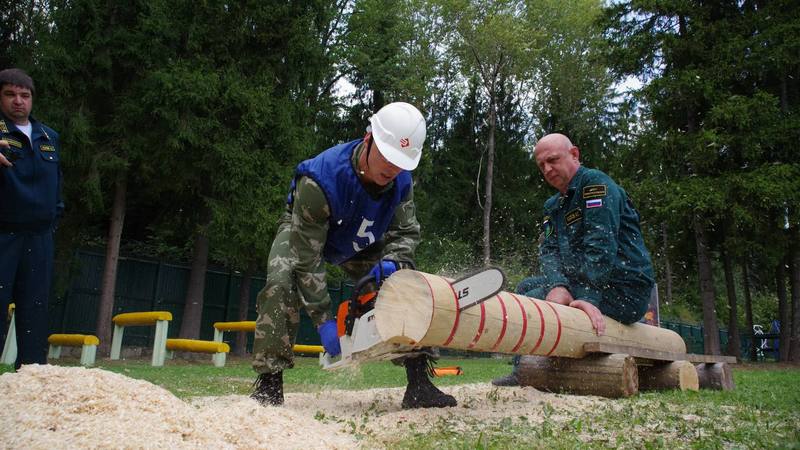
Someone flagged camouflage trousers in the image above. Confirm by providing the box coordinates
[252,217,384,374]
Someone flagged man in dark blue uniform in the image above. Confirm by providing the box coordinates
[0,68,63,370]
[493,133,654,386]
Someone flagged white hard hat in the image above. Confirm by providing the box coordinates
[369,102,426,171]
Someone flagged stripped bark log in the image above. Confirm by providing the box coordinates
[638,361,699,391]
[375,270,687,358]
[516,354,638,398]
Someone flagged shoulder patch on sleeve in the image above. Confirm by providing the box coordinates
[542,215,553,238]
[583,184,607,199]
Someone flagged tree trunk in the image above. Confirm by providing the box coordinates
[372,90,384,113]
[95,176,127,355]
[742,259,756,361]
[481,97,496,266]
[662,223,673,305]
[789,232,800,362]
[721,248,740,358]
[777,257,790,362]
[179,227,210,339]
[234,263,255,357]
[692,216,720,355]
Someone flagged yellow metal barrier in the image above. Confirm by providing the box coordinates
[111,311,173,366]
[47,333,99,366]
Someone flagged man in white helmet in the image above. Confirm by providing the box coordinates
[251,102,457,409]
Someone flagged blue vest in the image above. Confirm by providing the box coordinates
[289,139,412,265]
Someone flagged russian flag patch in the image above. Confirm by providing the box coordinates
[586,199,603,209]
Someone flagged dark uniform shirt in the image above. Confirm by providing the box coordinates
[0,115,63,231]
[539,166,654,323]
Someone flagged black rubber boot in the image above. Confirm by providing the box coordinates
[401,355,457,409]
[492,355,520,386]
[251,372,284,406]
[491,373,520,386]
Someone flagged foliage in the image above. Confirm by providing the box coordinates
[1,0,797,355]
[603,0,800,349]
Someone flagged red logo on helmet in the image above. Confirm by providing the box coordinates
[400,138,410,148]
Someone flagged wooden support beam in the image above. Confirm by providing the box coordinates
[695,363,735,390]
[685,354,738,364]
[638,361,699,391]
[583,342,737,364]
[516,354,638,398]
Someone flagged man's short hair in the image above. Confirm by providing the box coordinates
[0,68,35,95]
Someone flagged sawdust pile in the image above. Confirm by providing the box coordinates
[0,365,357,449]
[0,365,602,449]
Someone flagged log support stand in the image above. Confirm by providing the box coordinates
[638,360,699,391]
[517,354,639,398]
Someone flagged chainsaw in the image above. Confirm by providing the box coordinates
[319,267,505,370]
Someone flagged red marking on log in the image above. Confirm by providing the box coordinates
[489,295,508,352]
[544,302,562,356]
[442,279,460,346]
[467,302,486,349]
[528,298,546,354]
[510,294,528,352]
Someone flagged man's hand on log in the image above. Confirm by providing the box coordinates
[545,286,573,305]
[569,300,606,336]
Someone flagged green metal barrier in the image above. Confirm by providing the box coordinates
[48,250,355,353]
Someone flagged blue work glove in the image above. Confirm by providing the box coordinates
[368,259,399,283]
[318,320,341,357]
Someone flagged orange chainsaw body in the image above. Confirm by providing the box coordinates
[336,291,377,337]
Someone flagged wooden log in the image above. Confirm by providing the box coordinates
[638,361,699,391]
[516,354,638,398]
[584,342,737,364]
[695,363,735,390]
[374,270,687,358]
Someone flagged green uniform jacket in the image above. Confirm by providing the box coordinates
[539,166,654,320]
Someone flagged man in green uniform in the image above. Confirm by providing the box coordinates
[493,132,654,386]
[251,102,456,409]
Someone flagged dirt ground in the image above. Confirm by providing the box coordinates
[0,364,602,449]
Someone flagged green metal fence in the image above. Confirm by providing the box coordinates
[661,320,766,360]
[47,250,353,352]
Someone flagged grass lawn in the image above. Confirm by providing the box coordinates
[2,357,798,448]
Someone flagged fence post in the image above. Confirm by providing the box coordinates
[148,261,163,344]
[149,261,163,311]
[224,270,233,322]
